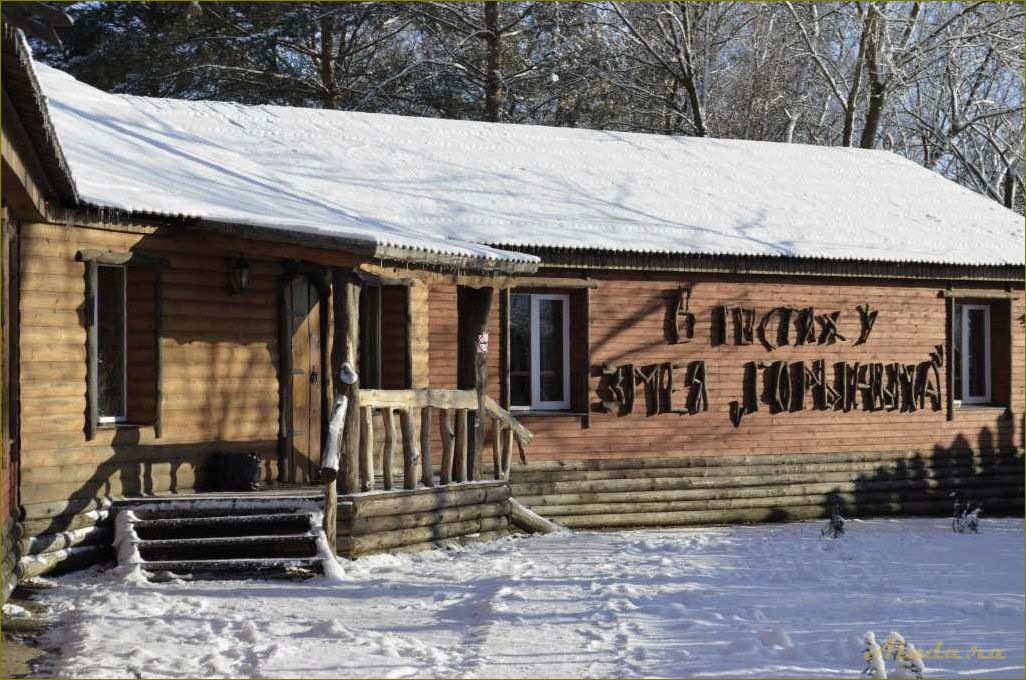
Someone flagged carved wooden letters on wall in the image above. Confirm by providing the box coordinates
[597,360,710,417]
[597,298,943,426]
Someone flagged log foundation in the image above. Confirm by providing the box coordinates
[336,481,513,558]
[511,449,1024,528]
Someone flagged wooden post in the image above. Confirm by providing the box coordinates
[945,294,954,421]
[153,265,164,438]
[84,260,98,441]
[454,408,468,482]
[322,469,338,552]
[492,420,502,480]
[321,399,343,552]
[440,408,455,485]
[360,406,374,491]
[321,366,356,554]
[420,407,434,487]
[500,289,511,410]
[399,408,421,490]
[472,351,487,481]
[502,427,514,480]
[382,407,395,490]
[457,285,494,482]
[331,269,362,494]
[582,286,592,428]
[1004,295,1014,416]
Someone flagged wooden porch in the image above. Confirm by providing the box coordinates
[319,384,534,553]
[354,388,533,490]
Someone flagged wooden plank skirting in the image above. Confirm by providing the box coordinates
[337,481,513,558]
[510,449,1025,529]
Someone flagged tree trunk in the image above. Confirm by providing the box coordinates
[859,9,886,149]
[677,4,708,137]
[1003,168,1017,209]
[663,79,680,135]
[483,1,502,122]
[843,10,871,147]
[320,13,337,109]
[859,78,886,149]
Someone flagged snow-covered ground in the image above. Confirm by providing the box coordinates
[34,518,1024,678]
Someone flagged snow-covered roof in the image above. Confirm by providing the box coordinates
[2,28,77,205]
[34,61,1024,268]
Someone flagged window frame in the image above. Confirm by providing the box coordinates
[77,249,166,440]
[511,292,572,412]
[954,302,992,406]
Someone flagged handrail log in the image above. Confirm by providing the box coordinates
[361,388,476,410]
[483,395,534,447]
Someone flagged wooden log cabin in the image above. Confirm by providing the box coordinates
[2,29,1024,597]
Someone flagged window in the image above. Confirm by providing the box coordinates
[79,249,164,439]
[510,293,571,410]
[360,284,409,389]
[953,303,991,405]
[97,265,127,422]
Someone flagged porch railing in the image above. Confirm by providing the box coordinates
[319,364,534,550]
[356,389,533,490]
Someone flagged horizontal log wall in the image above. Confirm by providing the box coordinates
[408,281,431,389]
[16,221,365,549]
[428,271,1024,461]
[337,481,513,557]
[511,450,1024,528]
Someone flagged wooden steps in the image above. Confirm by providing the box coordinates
[132,513,314,539]
[139,557,325,576]
[114,498,334,578]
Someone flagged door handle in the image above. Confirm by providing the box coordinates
[310,370,319,384]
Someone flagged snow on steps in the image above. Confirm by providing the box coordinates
[113,497,344,580]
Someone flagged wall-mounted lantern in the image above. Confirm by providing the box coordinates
[227,256,250,294]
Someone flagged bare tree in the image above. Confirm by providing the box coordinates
[38,1,1024,210]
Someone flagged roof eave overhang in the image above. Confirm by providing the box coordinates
[1,22,78,206]
[507,245,1024,283]
[63,205,540,276]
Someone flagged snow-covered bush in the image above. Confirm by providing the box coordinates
[863,631,888,678]
[822,504,846,538]
[863,631,928,679]
[951,495,982,534]
[882,632,927,678]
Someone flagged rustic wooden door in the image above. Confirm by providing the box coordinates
[284,276,322,484]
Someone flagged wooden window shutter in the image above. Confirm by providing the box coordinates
[570,288,591,426]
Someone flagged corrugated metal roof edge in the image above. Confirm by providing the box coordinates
[65,203,540,275]
[504,244,1025,282]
